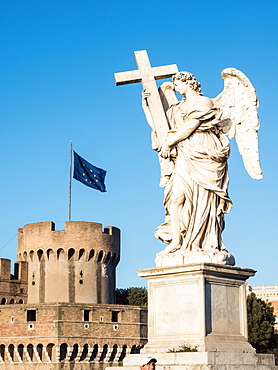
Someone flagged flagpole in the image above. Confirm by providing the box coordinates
[68,141,73,221]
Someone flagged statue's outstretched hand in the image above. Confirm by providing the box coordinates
[142,89,151,107]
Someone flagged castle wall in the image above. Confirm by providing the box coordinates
[0,259,11,279]
[0,259,28,305]
[45,257,69,302]
[0,220,148,370]
[17,222,120,305]
[0,302,147,368]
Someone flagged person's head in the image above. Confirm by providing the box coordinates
[172,71,202,96]
[139,356,157,370]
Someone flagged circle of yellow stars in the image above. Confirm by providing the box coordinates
[82,164,99,185]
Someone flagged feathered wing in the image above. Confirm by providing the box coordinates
[213,68,263,180]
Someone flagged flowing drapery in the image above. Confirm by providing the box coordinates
[155,100,232,251]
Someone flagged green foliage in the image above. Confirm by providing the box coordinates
[116,287,148,306]
[127,287,148,306]
[167,343,198,353]
[247,292,278,353]
[115,288,129,305]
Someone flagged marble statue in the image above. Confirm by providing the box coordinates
[115,51,262,267]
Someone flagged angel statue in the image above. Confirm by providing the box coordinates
[114,51,262,267]
[142,68,262,267]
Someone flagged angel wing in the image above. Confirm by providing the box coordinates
[213,68,263,180]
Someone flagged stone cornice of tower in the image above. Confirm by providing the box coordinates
[16,221,120,266]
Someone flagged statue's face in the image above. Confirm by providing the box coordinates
[173,79,189,95]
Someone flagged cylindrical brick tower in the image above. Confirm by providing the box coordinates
[17,221,120,304]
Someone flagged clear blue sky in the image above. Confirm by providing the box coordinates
[0,0,277,288]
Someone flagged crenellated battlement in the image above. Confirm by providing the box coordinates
[15,221,120,305]
[17,221,120,266]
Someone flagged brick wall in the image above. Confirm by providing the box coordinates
[0,259,28,305]
[0,302,147,368]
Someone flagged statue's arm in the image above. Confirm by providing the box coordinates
[160,118,200,158]
[167,118,200,145]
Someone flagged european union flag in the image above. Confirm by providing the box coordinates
[73,151,107,192]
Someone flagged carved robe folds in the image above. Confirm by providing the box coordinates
[155,100,232,252]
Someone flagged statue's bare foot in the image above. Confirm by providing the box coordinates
[191,244,201,252]
[157,240,181,256]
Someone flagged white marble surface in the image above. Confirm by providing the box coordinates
[138,263,255,354]
[123,352,274,366]
[155,249,235,268]
[117,352,277,370]
[115,51,262,263]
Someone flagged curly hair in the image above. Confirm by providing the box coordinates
[172,71,203,95]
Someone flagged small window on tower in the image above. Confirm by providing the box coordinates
[111,311,119,323]
[83,310,90,321]
[27,310,36,322]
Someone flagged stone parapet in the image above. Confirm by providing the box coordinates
[115,352,277,369]
[16,221,120,305]
[17,221,120,266]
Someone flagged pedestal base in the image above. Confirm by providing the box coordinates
[155,249,235,268]
[138,263,255,354]
[108,263,277,369]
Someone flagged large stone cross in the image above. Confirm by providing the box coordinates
[114,50,178,144]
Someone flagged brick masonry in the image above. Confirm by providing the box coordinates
[0,221,148,369]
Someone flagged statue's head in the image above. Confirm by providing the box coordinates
[172,71,202,95]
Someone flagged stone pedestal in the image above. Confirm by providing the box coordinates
[108,263,277,369]
[138,263,255,354]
